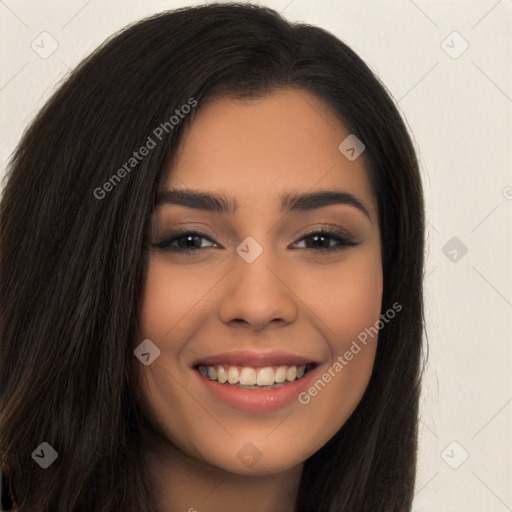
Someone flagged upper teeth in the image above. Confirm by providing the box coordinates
[197,364,307,386]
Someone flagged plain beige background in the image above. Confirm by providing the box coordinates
[1,1,511,510]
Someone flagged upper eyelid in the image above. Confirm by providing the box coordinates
[156,225,353,239]
[152,225,357,249]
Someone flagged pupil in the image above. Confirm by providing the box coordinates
[307,235,328,249]
[180,235,200,249]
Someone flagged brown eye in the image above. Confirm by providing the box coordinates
[292,228,358,253]
[152,229,218,253]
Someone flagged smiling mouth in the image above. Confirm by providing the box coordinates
[194,363,316,389]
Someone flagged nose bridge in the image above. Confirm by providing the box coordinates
[236,234,279,289]
[218,232,298,328]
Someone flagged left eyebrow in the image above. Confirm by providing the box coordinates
[155,189,372,221]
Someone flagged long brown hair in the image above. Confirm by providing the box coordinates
[0,3,426,510]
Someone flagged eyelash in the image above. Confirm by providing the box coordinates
[151,226,358,255]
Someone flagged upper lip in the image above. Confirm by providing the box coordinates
[192,350,321,368]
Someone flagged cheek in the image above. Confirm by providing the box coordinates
[331,258,383,342]
[140,257,209,338]
[137,259,199,401]
[136,259,208,455]
[285,250,383,444]
[298,248,383,343]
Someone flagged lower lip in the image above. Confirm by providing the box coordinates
[195,366,319,413]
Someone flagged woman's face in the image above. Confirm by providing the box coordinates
[138,88,382,475]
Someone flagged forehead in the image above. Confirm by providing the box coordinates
[166,88,375,216]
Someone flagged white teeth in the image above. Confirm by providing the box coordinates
[275,366,287,383]
[257,367,274,386]
[227,366,239,384]
[198,364,308,387]
[217,365,228,383]
[286,366,297,381]
[239,367,257,385]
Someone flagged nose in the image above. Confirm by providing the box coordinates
[218,242,299,331]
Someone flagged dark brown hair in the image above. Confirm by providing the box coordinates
[0,3,426,511]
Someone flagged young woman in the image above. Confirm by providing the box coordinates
[0,3,426,511]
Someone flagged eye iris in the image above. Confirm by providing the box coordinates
[305,234,330,249]
[178,234,202,249]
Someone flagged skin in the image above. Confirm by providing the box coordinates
[137,87,383,512]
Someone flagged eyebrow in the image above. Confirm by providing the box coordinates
[156,188,372,221]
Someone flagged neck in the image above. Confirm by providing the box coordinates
[142,437,303,512]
